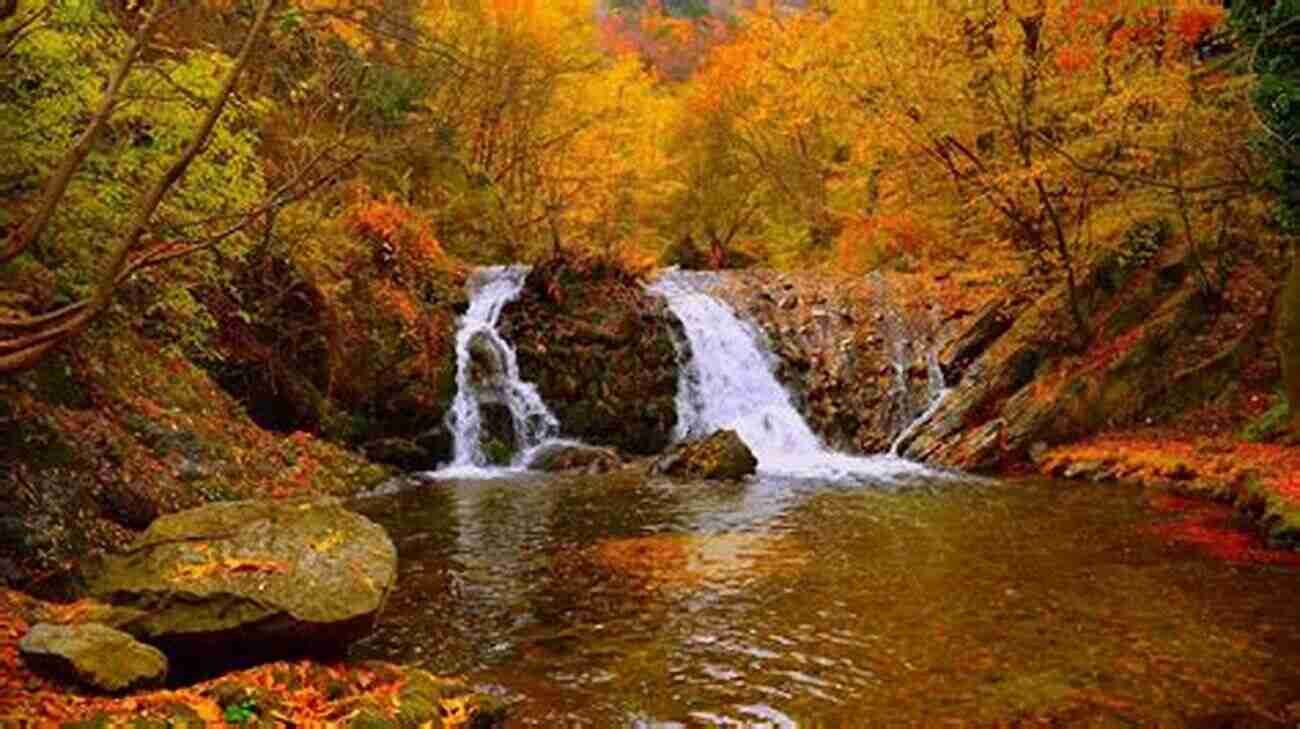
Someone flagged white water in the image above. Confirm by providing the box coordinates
[648,270,938,484]
[431,266,565,479]
[890,349,950,457]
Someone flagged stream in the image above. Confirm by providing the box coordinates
[353,473,1300,727]
[353,268,1300,726]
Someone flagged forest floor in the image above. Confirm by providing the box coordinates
[1041,427,1300,550]
[0,587,501,727]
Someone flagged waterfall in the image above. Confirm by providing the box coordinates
[889,349,950,457]
[433,266,564,478]
[648,270,936,483]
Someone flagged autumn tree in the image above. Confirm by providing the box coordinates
[0,0,397,376]
[669,8,860,267]
[402,0,671,265]
[662,108,765,268]
[767,0,1255,347]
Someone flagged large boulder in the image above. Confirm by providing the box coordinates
[20,622,167,693]
[84,498,397,670]
[498,258,680,456]
[652,430,757,481]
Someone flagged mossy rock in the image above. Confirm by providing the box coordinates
[363,437,432,471]
[397,671,508,729]
[20,622,168,693]
[652,430,757,481]
[342,671,507,729]
[346,709,398,729]
[60,717,111,729]
[498,261,679,456]
[83,498,397,673]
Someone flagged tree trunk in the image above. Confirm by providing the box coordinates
[0,0,280,374]
[1,0,166,266]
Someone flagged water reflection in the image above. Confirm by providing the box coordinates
[352,475,1300,728]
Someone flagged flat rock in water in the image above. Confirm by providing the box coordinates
[20,622,167,693]
[652,430,757,481]
[528,443,623,474]
[84,498,397,669]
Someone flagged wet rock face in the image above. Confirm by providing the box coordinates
[710,271,962,454]
[363,437,433,471]
[20,622,168,693]
[652,430,757,481]
[499,261,680,456]
[898,244,1271,471]
[83,498,397,674]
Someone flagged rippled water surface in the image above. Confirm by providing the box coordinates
[352,473,1300,728]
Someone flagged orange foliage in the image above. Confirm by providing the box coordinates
[614,244,660,279]
[348,197,448,267]
[834,214,933,273]
[1173,5,1226,46]
[1056,42,1096,75]
[0,593,413,726]
[1043,432,1300,561]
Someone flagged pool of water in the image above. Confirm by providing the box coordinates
[351,472,1300,728]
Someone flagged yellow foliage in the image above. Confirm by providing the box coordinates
[170,558,289,582]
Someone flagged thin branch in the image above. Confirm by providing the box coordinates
[122,153,360,277]
[0,1,52,59]
[1,0,167,266]
[1035,129,1259,195]
[0,0,280,375]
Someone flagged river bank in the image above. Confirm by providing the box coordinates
[1,584,504,727]
[4,256,1300,726]
[708,243,1298,549]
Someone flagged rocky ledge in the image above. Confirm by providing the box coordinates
[82,498,396,675]
[499,258,681,458]
[709,269,990,454]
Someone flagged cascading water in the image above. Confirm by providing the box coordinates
[648,270,937,484]
[890,348,950,457]
[433,266,566,478]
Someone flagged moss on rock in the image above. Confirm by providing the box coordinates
[652,430,757,481]
[20,622,168,693]
[499,258,679,456]
[84,498,397,673]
